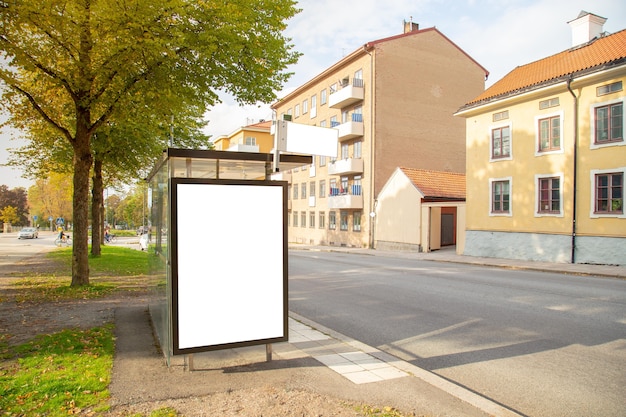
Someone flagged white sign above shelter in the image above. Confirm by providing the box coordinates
[274,120,338,158]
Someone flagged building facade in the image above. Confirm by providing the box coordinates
[271,22,486,248]
[456,12,626,265]
[213,121,274,154]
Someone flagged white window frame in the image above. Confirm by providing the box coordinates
[534,173,564,217]
[310,94,317,119]
[534,111,564,156]
[489,177,513,217]
[590,97,625,150]
[589,167,626,218]
[489,122,513,162]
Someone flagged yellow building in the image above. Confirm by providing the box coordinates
[456,12,626,265]
[271,21,486,248]
[212,120,274,153]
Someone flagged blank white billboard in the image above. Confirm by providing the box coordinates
[275,120,338,157]
[172,180,287,353]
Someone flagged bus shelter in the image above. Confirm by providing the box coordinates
[146,148,311,366]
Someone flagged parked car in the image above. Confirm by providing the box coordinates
[17,227,38,239]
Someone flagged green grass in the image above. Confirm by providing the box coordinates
[49,245,149,276]
[0,325,114,415]
[12,246,151,303]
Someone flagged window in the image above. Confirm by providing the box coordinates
[310,181,316,198]
[537,176,561,214]
[294,104,300,118]
[301,182,306,199]
[244,136,256,146]
[329,83,337,94]
[330,115,338,128]
[538,115,561,152]
[329,178,337,196]
[302,99,308,114]
[491,179,511,214]
[340,211,349,231]
[341,143,349,159]
[491,126,511,159]
[329,211,336,230]
[539,97,560,110]
[353,176,362,195]
[319,180,326,198]
[319,155,326,167]
[341,176,349,194]
[492,110,509,122]
[293,211,298,227]
[594,101,623,144]
[293,184,298,200]
[597,81,622,96]
[319,212,325,229]
[301,211,306,228]
[309,211,315,228]
[310,95,317,118]
[354,140,362,158]
[320,89,327,105]
[353,211,362,232]
[595,172,623,214]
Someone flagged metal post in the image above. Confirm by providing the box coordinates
[266,344,272,362]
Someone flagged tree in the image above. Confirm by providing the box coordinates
[27,174,73,228]
[0,185,29,226]
[1,0,301,286]
[0,206,20,227]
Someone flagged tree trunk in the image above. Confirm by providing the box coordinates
[91,158,103,256]
[71,131,93,287]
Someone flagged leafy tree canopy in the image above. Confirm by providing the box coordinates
[0,0,301,285]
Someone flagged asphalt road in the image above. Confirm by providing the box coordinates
[0,230,58,268]
[288,251,626,417]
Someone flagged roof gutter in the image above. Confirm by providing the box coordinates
[566,75,579,264]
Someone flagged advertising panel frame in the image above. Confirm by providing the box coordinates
[170,177,288,355]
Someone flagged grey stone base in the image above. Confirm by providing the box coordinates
[464,230,626,266]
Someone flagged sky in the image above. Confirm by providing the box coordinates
[1,0,624,189]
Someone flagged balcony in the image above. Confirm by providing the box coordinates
[329,79,364,109]
[228,143,259,153]
[270,171,292,183]
[328,185,363,209]
[327,158,364,176]
[336,113,364,141]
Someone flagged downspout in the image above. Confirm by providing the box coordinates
[364,44,376,249]
[566,75,578,264]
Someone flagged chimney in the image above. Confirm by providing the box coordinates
[403,17,419,33]
[568,11,607,47]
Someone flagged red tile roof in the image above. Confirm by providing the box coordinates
[399,168,466,200]
[245,120,272,130]
[462,29,626,108]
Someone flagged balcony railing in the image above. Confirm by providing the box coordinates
[329,78,364,109]
[228,144,259,153]
[327,157,364,175]
[270,171,292,183]
[328,185,363,209]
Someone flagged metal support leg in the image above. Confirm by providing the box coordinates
[185,353,194,371]
[266,344,272,362]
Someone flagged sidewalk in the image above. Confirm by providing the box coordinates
[288,243,626,279]
[109,306,512,417]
